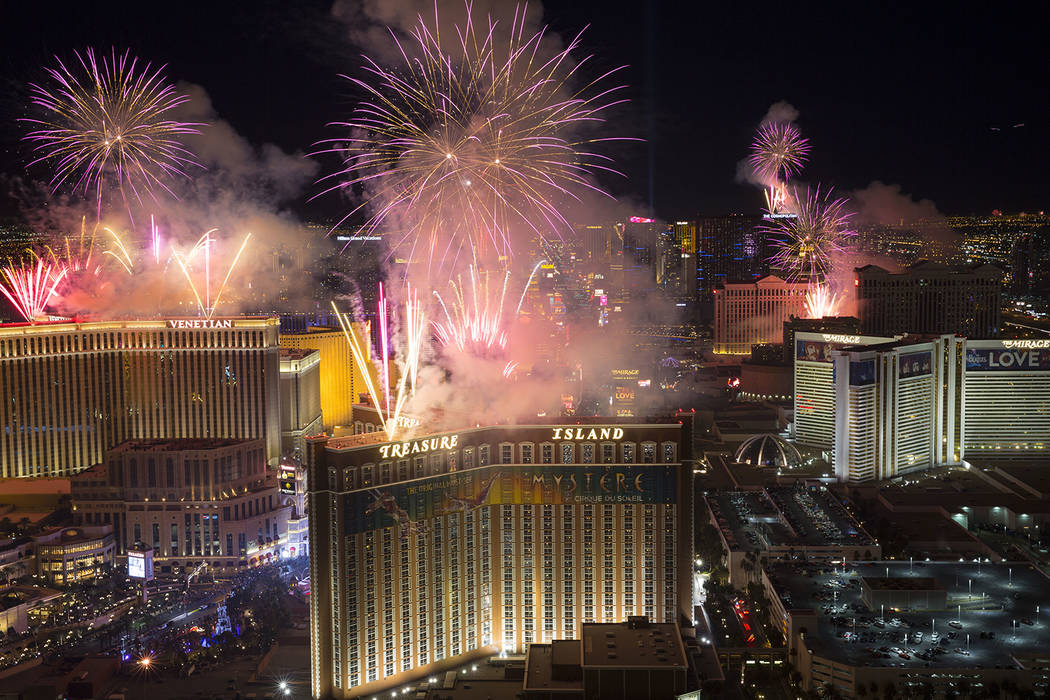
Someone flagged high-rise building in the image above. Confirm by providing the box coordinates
[304,419,694,699]
[713,275,808,355]
[70,437,294,574]
[279,325,378,431]
[0,317,281,479]
[792,331,897,451]
[782,316,863,365]
[279,348,323,461]
[794,334,1050,481]
[855,262,1002,337]
[695,214,766,302]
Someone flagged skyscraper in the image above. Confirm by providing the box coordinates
[695,214,766,303]
[305,419,694,699]
[0,317,281,478]
[854,262,1002,337]
[713,276,808,354]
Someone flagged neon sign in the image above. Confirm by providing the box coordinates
[167,319,233,329]
[379,435,459,459]
[1002,340,1050,349]
[551,427,625,441]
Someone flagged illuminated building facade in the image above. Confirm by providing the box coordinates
[855,262,1002,337]
[793,332,896,450]
[695,213,765,303]
[305,419,694,699]
[962,339,1050,455]
[70,438,294,574]
[795,334,1050,481]
[33,525,115,586]
[713,275,808,354]
[279,325,377,431]
[279,348,323,461]
[0,317,281,479]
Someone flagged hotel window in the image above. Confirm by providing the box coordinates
[448,451,458,471]
[397,460,408,481]
[479,445,490,466]
[520,443,534,464]
[622,443,635,464]
[662,442,676,463]
[414,457,426,478]
[560,443,574,464]
[463,448,474,469]
[642,443,656,464]
[362,464,374,486]
[380,462,391,483]
[500,444,513,464]
[540,443,554,464]
[601,443,615,463]
[581,443,595,464]
[430,452,444,474]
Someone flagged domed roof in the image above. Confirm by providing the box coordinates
[734,433,802,469]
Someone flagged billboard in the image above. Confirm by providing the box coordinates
[344,464,677,535]
[128,549,153,580]
[849,360,876,386]
[966,346,1050,372]
[796,339,836,363]
[279,465,297,495]
[898,351,932,378]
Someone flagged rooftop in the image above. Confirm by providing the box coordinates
[581,618,687,668]
[279,347,318,361]
[768,561,1050,669]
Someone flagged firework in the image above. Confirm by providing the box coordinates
[0,258,68,322]
[764,186,854,281]
[23,47,202,214]
[750,121,810,181]
[804,283,840,318]
[35,216,103,277]
[331,284,426,441]
[171,230,252,318]
[315,4,628,269]
[433,260,544,359]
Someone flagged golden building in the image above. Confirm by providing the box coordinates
[280,325,380,431]
[0,317,281,478]
[304,419,694,699]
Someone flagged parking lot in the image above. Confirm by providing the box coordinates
[767,560,1050,669]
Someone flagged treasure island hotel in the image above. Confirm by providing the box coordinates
[0,317,281,478]
[304,417,695,699]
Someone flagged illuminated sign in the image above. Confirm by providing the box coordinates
[279,466,296,495]
[344,463,676,534]
[379,435,459,459]
[966,347,1050,372]
[1002,340,1050,349]
[637,379,651,388]
[167,319,233,329]
[628,216,654,224]
[127,549,153,580]
[552,426,625,441]
[899,351,932,378]
[821,334,861,344]
[611,369,640,377]
[614,387,636,402]
[849,360,875,386]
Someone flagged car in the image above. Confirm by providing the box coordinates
[955,648,971,656]
[930,632,940,642]
[1021,618,1034,626]
[898,652,910,660]
[913,632,924,643]
[948,620,963,629]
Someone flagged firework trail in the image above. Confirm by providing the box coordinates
[34,216,103,277]
[22,47,202,216]
[0,258,68,322]
[804,283,840,318]
[171,230,252,318]
[763,186,854,282]
[750,121,809,215]
[433,260,544,359]
[331,284,427,441]
[315,3,629,271]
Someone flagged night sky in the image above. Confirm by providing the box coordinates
[1,0,1048,221]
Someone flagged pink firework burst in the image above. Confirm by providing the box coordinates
[0,258,68,322]
[314,3,631,270]
[750,121,810,182]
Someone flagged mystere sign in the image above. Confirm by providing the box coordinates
[344,463,676,535]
